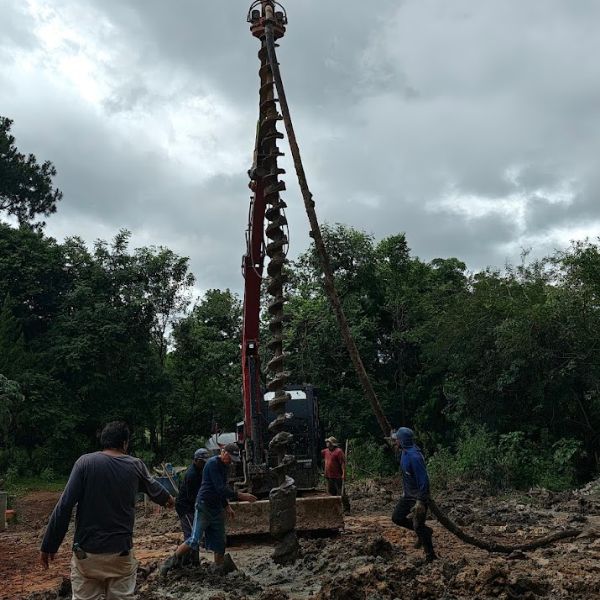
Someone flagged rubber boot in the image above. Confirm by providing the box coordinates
[215,553,238,576]
[413,536,422,549]
[191,550,200,567]
[159,553,182,577]
[420,526,437,562]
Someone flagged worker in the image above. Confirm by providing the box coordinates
[39,421,175,600]
[391,427,437,562]
[321,436,350,512]
[175,448,211,564]
[160,443,257,576]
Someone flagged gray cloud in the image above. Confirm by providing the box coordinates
[0,1,36,53]
[1,0,600,294]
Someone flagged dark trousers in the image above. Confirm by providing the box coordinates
[176,506,200,565]
[391,497,435,558]
[176,506,195,541]
[326,478,351,512]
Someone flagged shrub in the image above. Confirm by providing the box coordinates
[40,467,56,482]
[165,435,207,467]
[427,446,456,491]
[346,438,397,480]
[0,446,32,478]
[452,427,499,483]
[540,438,582,490]
[133,449,157,470]
[5,465,19,487]
[497,431,535,489]
[429,429,582,492]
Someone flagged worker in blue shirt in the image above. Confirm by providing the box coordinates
[160,443,257,576]
[391,427,437,562]
[175,448,211,564]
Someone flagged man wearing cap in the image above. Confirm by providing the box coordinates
[321,437,350,512]
[391,427,437,562]
[160,444,257,575]
[175,448,211,556]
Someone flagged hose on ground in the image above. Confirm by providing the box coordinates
[428,498,581,552]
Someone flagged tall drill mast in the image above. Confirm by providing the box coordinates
[247,0,299,564]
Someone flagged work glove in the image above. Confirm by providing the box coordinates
[412,499,427,529]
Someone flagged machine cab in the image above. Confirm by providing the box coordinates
[263,385,322,490]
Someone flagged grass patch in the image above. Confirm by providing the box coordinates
[6,476,66,498]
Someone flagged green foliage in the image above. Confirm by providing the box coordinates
[1,216,598,487]
[454,427,500,483]
[4,465,20,487]
[427,427,499,490]
[346,439,397,481]
[5,475,67,498]
[0,119,598,489]
[0,222,194,474]
[165,289,242,457]
[0,116,62,227]
[166,435,208,467]
[0,295,26,378]
[0,375,25,469]
[427,447,456,492]
[40,467,56,482]
[428,429,583,492]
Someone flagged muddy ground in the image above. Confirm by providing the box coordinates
[2,478,600,600]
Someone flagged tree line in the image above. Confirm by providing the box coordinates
[1,116,598,489]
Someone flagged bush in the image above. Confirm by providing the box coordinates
[541,438,582,490]
[427,446,456,491]
[453,427,499,483]
[5,465,19,487]
[164,435,207,467]
[40,467,56,482]
[347,438,397,480]
[428,427,499,490]
[0,446,32,478]
[133,449,157,470]
[497,431,535,489]
[429,428,582,492]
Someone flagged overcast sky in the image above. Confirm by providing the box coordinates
[2,0,599,294]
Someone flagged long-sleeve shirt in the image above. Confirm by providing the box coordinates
[196,456,238,509]
[175,462,205,514]
[41,452,170,554]
[399,445,430,500]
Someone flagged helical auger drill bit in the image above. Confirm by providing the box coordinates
[249,1,299,564]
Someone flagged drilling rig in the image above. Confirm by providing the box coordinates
[226,1,344,550]
[221,0,590,564]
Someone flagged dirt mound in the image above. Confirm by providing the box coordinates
[138,560,263,600]
[574,477,600,498]
[315,556,598,600]
[25,578,71,600]
[347,478,397,514]
[14,491,61,530]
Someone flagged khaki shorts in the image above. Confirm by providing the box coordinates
[70,550,139,600]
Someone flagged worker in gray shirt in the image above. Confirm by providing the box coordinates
[40,421,174,600]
